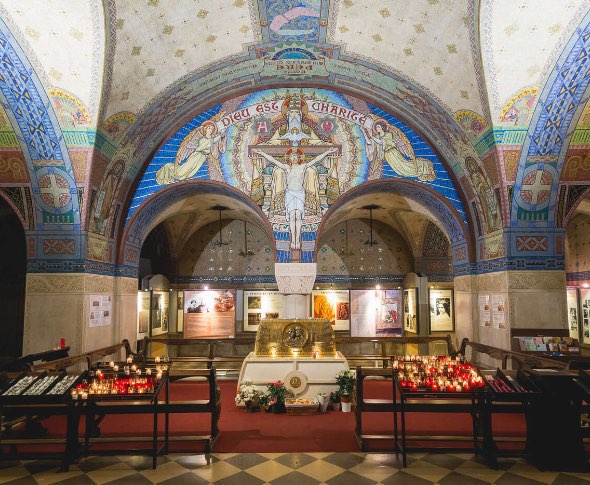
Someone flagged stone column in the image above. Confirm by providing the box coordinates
[23,273,134,357]
[453,270,566,352]
[275,263,316,318]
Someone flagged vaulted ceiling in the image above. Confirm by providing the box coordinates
[1,0,585,128]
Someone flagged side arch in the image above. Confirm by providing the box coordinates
[119,180,276,276]
[315,178,475,274]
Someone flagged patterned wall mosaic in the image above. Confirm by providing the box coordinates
[0,18,81,231]
[316,219,413,278]
[178,218,274,278]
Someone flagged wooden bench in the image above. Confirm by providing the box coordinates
[457,338,568,370]
[337,335,456,369]
[138,337,255,379]
[32,340,133,372]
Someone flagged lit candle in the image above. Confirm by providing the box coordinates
[155,356,161,364]
[136,369,142,376]
[113,365,119,372]
[156,371,163,380]
[146,368,152,375]
[126,357,132,364]
[81,391,88,400]
[109,361,115,368]
[71,390,78,400]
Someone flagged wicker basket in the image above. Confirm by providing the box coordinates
[285,399,319,415]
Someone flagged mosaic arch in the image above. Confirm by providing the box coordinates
[511,11,590,227]
[0,18,81,231]
[127,88,468,265]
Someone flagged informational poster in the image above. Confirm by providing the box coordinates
[350,289,403,337]
[151,291,169,336]
[311,289,350,331]
[89,295,112,327]
[428,289,454,332]
[184,289,236,338]
[567,288,579,339]
[137,291,150,335]
[479,294,491,328]
[403,288,418,334]
[579,288,590,344]
[243,290,285,331]
[491,294,506,329]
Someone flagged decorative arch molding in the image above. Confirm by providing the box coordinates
[93,44,492,251]
[0,19,81,232]
[120,180,275,274]
[315,178,474,273]
[511,11,590,228]
[122,88,469,267]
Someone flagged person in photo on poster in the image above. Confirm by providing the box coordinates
[435,298,451,324]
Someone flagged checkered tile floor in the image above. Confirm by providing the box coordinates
[0,452,589,484]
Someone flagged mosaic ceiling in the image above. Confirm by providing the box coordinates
[0,0,588,275]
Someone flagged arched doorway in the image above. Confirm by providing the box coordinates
[0,195,26,363]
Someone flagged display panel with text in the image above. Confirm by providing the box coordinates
[243,290,285,332]
[311,289,350,331]
[183,289,236,338]
[350,289,403,337]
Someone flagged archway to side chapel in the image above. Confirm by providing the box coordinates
[121,180,276,278]
[564,190,590,345]
[0,195,26,363]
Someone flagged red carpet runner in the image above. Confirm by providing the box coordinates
[28,380,526,453]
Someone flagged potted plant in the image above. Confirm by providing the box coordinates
[266,380,287,413]
[235,381,263,412]
[329,390,341,411]
[317,392,330,413]
[335,370,355,412]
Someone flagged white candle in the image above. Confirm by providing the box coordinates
[155,356,161,363]
[126,357,132,364]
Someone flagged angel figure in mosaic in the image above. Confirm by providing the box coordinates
[156,118,227,185]
[363,119,436,182]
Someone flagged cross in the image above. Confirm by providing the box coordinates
[40,173,70,208]
[522,169,552,205]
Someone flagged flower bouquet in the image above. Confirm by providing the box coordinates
[266,380,287,413]
[235,381,265,412]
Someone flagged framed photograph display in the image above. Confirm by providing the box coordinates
[567,288,579,339]
[183,289,235,338]
[243,290,285,332]
[151,290,169,336]
[428,288,454,332]
[403,288,418,334]
[350,289,403,337]
[137,291,150,335]
[311,289,350,331]
[579,288,590,344]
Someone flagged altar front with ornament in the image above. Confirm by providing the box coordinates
[237,318,349,402]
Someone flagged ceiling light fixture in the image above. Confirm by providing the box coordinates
[362,204,381,247]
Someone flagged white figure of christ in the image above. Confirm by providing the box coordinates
[252,146,338,250]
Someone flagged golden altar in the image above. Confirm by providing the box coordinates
[254,318,337,357]
[237,318,349,403]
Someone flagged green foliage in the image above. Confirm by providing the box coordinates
[335,370,355,396]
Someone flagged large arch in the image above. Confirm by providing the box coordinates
[92,55,492,261]
[120,180,275,277]
[121,87,470,267]
[511,11,590,227]
[0,18,81,231]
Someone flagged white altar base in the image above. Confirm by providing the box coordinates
[237,352,349,404]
